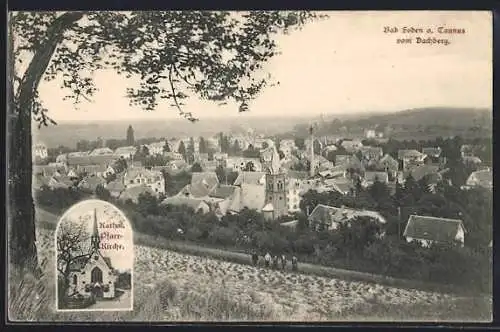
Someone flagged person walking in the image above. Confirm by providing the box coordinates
[251,251,259,266]
[291,255,298,271]
[272,255,279,269]
[264,252,271,268]
[281,254,287,270]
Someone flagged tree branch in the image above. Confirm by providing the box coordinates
[16,11,85,113]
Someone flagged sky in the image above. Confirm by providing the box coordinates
[34,11,492,122]
[57,199,134,271]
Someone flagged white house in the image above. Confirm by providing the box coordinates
[403,215,465,248]
[464,169,492,190]
[33,143,48,160]
[123,167,165,196]
[66,209,117,300]
[147,141,166,156]
[286,171,309,212]
[365,129,376,139]
[114,146,136,160]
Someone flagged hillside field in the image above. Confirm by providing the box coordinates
[7,208,492,322]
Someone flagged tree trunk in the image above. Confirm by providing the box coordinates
[8,12,84,273]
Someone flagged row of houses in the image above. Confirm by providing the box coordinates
[307,204,466,248]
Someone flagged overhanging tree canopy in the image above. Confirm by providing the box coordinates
[8,10,322,270]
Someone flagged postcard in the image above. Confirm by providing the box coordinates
[7,10,492,323]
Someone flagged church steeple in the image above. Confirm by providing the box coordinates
[91,208,100,252]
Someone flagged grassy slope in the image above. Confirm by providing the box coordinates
[8,206,491,322]
[36,207,462,295]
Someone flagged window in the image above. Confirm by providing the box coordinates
[91,267,103,284]
[293,204,297,210]
[279,196,282,200]
[136,179,140,183]
[73,275,77,285]
[130,180,134,184]
[269,196,272,201]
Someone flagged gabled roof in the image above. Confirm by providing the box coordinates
[210,185,237,199]
[468,169,493,188]
[308,204,387,226]
[378,154,399,168]
[403,215,465,244]
[233,172,266,186]
[190,172,219,197]
[409,165,440,182]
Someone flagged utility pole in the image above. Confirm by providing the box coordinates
[397,205,401,242]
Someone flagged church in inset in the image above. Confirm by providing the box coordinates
[66,209,117,300]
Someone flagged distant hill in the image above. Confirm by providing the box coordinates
[344,107,492,128]
[288,107,492,140]
[33,115,315,149]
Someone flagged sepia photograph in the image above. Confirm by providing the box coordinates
[7,10,492,322]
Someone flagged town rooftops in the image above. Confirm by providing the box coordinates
[422,147,442,157]
[403,215,465,244]
[67,154,118,167]
[324,178,354,195]
[398,149,425,160]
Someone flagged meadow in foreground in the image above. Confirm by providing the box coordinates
[8,227,491,322]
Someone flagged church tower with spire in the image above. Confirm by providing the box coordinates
[90,208,100,253]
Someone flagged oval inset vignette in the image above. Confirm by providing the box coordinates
[55,199,134,312]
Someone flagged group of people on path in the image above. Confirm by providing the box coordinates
[250,251,298,271]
